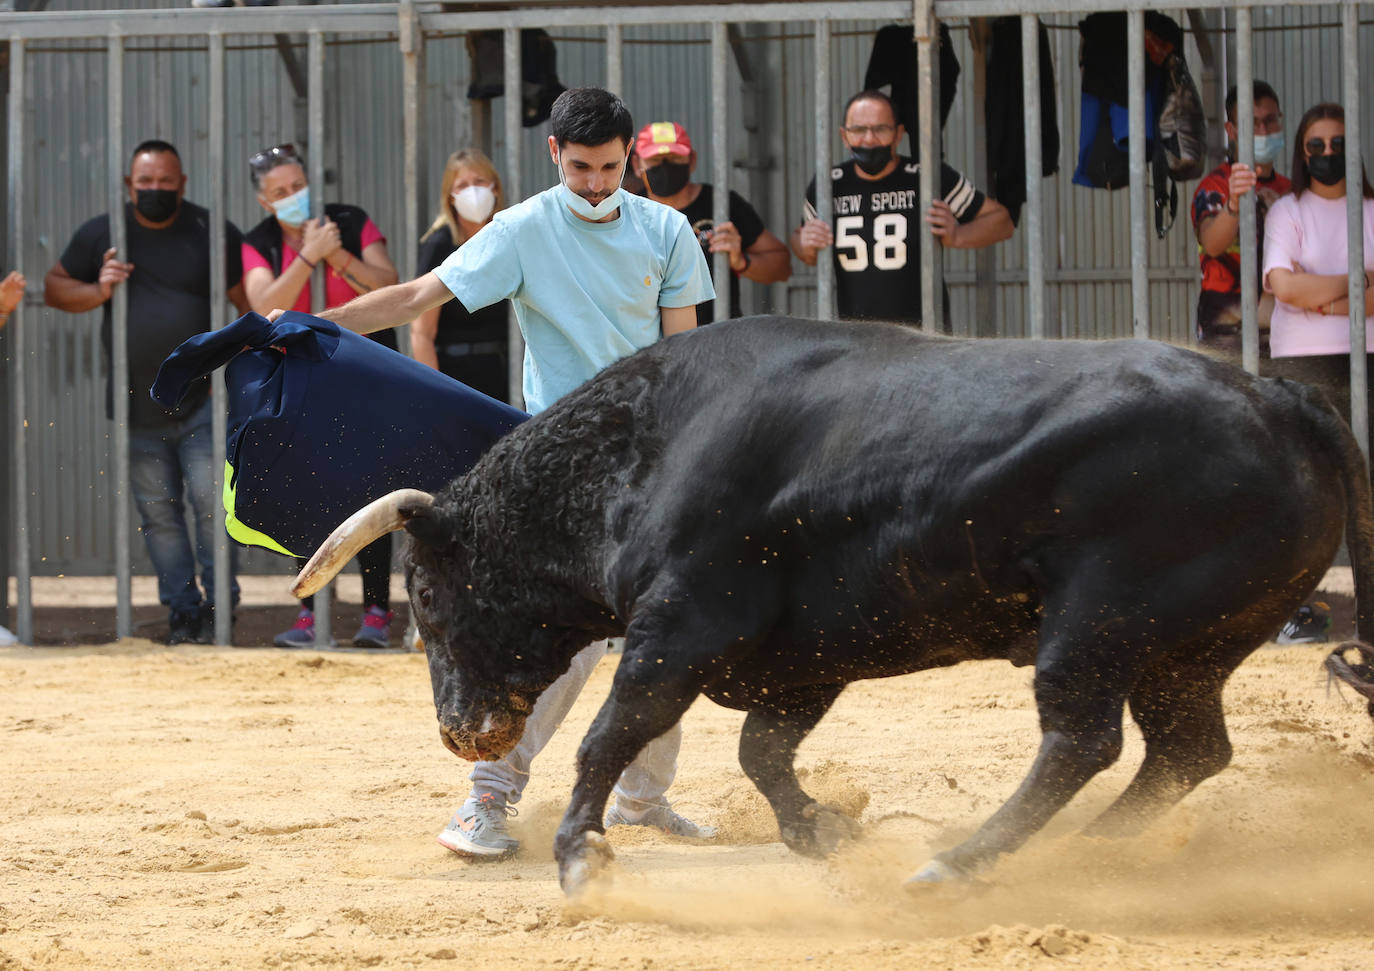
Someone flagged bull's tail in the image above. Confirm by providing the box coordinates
[1326,409,1374,647]
[1279,377,1374,708]
[1288,380,1374,644]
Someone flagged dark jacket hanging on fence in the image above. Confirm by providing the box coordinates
[984,15,1060,227]
[863,23,960,143]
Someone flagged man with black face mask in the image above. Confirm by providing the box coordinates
[791,90,1012,328]
[44,139,250,645]
[631,121,792,325]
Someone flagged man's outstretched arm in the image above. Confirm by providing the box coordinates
[269,271,453,333]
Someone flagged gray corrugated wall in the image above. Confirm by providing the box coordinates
[9,2,1374,575]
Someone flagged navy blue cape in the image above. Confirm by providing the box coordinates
[151,311,528,558]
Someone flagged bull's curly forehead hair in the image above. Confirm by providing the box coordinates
[550,87,634,151]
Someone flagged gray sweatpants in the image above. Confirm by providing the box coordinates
[466,640,681,810]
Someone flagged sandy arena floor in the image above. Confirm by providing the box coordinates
[3,571,1374,969]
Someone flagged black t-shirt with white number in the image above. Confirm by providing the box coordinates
[804,157,983,325]
[59,201,243,428]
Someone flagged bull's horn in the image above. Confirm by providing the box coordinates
[292,489,434,598]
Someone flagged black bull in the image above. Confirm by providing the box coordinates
[294,316,1374,894]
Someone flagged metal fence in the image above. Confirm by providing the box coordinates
[2,0,1371,644]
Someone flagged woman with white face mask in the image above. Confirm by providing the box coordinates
[240,144,403,651]
[411,149,511,401]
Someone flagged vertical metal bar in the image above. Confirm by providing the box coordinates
[1344,0,1368,459]
[605,23,623,97]
[711,21,730,322]
[970,19,996,337]
[400,0,423,312]
[308,28,332,645]
[1021,14,1045,340]
[915,0,941,333]
[813,18,832,319]
[504,26,525,409]
[7,38,30,644]
[209,31,231,645]
[109,34,132,639]
[1126,9,1149,339]
[1236,7,1259,376]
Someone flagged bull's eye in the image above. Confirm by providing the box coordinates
[418,587,434,610]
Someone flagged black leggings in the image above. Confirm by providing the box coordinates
[294,534,392,612]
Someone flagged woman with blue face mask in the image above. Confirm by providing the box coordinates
[241,144,399,318]
[240,144,403,651]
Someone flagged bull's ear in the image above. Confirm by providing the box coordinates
[400,502,456,549]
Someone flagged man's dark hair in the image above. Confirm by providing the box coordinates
[1224,81,1280,124]
[843,90,898,125]
[550,87,634,150]
[130,139,181,164]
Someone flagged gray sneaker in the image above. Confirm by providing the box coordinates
[437,793,519,858]
[603,801,717,839]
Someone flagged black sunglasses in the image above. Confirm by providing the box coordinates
[1305,135,1346,156]
[249,143,302,171]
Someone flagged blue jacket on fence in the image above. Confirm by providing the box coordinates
[151,311,528,558]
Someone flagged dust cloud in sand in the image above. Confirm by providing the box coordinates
[4,579,1374,969]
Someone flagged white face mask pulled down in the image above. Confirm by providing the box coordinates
[555,152,624,220]
[452,184,496,223]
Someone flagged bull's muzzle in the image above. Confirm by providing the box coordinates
[438,708,529,762]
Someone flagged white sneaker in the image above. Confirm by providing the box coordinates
[603,801,717,839]
[437,793,519,858]
[0,624,16,646]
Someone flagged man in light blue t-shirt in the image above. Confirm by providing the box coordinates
[275,87,716,860]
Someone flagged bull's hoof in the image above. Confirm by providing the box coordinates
[781,802,862,858]
[557,830,616,897]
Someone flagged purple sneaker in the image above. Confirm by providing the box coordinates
[353,605,393,648]
[273,608,316,648]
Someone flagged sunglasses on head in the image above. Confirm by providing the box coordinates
[1305,135,1346,156]
[249,143,302,171]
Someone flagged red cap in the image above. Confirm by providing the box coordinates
[634,122,692,159]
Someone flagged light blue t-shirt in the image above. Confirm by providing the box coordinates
[434,186,714,413]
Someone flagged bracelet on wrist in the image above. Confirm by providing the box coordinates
[298,255,317,271]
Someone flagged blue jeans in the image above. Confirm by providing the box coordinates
[128,399,238,614]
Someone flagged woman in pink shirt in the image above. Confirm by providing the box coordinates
[1263,102,1374,431]
[241,144,401,650]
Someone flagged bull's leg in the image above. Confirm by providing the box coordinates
[739,687,855,857]
[910,633,1137,885]
[553,659,702,895]
[1084,653,1244,837]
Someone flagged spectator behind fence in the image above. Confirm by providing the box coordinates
[43,140,247,646]
[631,121,791,324]
[260,87,717,859]
[1262,102,1374,646]
[1191,81,1291,357]
[240,143,401,649]
[0,270,24,646]
[411,149,511,401]
[790,89,1012,330]
[0,270,23,332]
